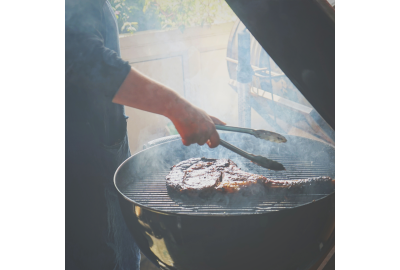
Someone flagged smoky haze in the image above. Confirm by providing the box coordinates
[121,18,334,154]
[115,131,335,215]
[113,5,335,213]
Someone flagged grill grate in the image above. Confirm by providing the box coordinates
[120,156,334,215]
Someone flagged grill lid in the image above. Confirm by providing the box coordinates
[225,0,335,129]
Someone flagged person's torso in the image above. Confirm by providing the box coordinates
[66,0,128,147]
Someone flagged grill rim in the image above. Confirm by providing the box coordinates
[114,134,335,218]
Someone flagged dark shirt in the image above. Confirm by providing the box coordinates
[65,1,140,269]
[66,0,130,146]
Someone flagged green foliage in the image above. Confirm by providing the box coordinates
[143,0,236,32]
[122,21,139,32]
[111,0,142,34]
[110,0,236,34]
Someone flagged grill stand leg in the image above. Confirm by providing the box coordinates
[316,245,335,270]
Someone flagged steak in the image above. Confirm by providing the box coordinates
[166,158,334,199]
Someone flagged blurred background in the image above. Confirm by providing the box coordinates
[111,1,335,267]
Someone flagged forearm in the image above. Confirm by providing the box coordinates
[112,68,188,119]
[113,67,225,148]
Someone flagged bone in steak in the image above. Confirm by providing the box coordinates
[166,158,334,197]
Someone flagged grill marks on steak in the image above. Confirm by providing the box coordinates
[166,158,237,195]
[166,158,334,198]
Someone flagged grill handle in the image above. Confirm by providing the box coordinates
[219,139,285,171]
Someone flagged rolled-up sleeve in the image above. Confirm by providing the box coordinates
[66,1,131,99]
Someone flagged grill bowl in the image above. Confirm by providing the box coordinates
[115,134,335,270]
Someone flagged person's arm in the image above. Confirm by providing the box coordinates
[113,68,225,148]
[66,1,225,147]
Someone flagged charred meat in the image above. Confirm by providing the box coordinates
[166,158,334,198]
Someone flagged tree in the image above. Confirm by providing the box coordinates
[144,0,236,32]
[111,0,236,34]
[111,0,141,34]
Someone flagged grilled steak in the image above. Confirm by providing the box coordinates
[166,158,334,199]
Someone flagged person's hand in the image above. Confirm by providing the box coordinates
[167,99,226,148]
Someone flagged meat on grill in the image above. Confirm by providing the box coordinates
[166,158,334,198]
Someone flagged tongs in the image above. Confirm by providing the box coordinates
[215,125,287,171]
[216,125,287,143]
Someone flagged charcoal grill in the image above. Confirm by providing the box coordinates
[115,133,335,270]
[123,138,333,215]
[115,1,335,268]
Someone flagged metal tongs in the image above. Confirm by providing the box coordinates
[215,125,287,171]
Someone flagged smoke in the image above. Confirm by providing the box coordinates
[115,4,335,214]
[123,18,334,155]
[115,132,335,215]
